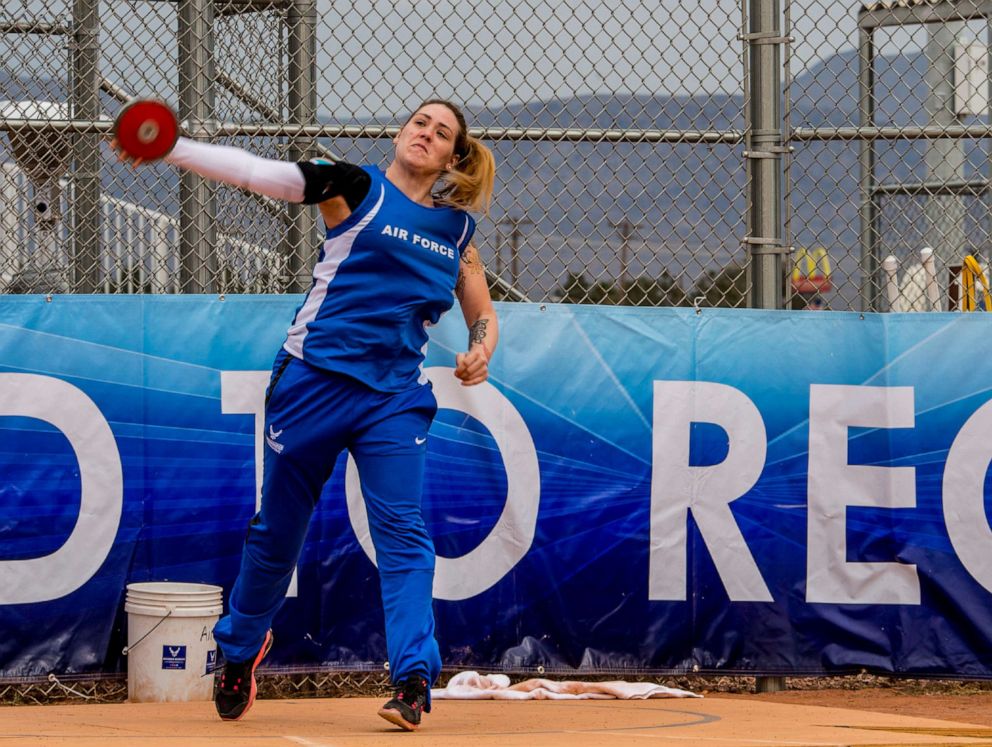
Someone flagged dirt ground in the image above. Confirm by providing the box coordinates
[7,675,992,747]
[8,692,992,747]
[715,677,992,727]
[8,671,992,731]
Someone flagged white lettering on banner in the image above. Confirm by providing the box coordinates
[943,398,992,592]
[807,385,919,605]
[345,367,540,601]
[220,371,297,597]
[649,381,773,602]
[0,374,122,604]
[10,368,973,607]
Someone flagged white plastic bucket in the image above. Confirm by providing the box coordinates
[124,582,224,703]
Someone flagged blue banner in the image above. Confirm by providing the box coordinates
[1,296,992,678]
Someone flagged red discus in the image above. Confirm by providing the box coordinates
[113,99,179,161]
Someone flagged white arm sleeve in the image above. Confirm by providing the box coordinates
[164,137,306,203]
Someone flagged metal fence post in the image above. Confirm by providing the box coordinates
[745,0,786,310]
[71,0,101,293]
[178,0,218,293]
[0,169,20,290]
[285,0,317,293]
[857,24,878,312]
[746,0,788,690]
[925,20,966,296]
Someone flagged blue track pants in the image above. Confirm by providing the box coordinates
[213,350,441,691]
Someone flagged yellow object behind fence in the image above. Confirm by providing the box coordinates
[791,247,831,293]
[961,255,992,312]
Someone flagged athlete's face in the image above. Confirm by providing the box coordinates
[394,104,460,176]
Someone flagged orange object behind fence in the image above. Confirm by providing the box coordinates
[960,255,992,312]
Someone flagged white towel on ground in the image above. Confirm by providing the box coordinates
[431,671,701,700]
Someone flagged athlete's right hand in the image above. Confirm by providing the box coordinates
[454,346,490,387]
[108,138,145,168]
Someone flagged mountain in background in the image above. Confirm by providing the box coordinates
[3,48,989,300]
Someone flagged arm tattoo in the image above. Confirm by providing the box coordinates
[455,245,483,301]
[469,318,489,346]
[461,245,485,275]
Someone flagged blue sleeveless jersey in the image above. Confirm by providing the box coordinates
[283,166,476,392]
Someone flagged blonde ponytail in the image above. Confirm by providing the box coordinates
[437,135,495,215]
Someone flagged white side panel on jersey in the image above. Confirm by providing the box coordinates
[417,336,431,385]
[456,215,470,252]
[283,185,385,358]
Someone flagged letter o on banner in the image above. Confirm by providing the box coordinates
[346,367,540,601]
[0,374,123,603]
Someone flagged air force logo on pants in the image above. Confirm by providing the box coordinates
[266,424,284,454]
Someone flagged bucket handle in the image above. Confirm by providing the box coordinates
[122,608,173,656]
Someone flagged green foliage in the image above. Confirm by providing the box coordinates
[688,263,747,309]
[553,271,688,307]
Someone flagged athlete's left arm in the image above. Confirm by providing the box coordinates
[454,244,499,387]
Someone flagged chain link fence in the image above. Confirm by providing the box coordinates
[788,0,992,311]
[6,669,992,705]
[2,667,751,704]
[2,0,749,306]
[2,2,991,307]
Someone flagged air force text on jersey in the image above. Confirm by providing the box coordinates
[381,224,456,260]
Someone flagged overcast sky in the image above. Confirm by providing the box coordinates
[6,1,979,120]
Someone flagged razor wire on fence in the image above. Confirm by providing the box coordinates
[2,0,992,310]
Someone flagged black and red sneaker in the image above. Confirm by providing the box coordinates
[377,675,428,731]
[213,630,273,721]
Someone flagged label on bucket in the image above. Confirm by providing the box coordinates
[206,649,217,675]
[162,645,187,670]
